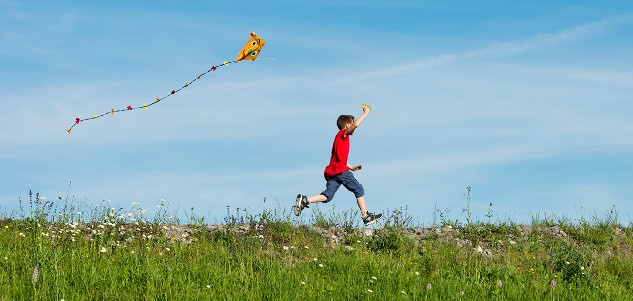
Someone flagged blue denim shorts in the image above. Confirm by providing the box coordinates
[321,170,365,202]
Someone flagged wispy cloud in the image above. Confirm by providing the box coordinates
[466,15,632,56]
[341,15,633,83]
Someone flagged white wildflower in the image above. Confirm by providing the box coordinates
[32,267,39,284]
[100,247,107,253]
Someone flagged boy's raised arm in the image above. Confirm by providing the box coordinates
[346,105,371,135]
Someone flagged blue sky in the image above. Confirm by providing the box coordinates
[1,1,632,225]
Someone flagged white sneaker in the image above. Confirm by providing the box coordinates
[363,212,383,225]
[293,194,310,216]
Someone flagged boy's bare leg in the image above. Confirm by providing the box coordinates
[307,194,328,203]
[357,196,368,217]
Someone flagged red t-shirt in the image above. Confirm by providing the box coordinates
[324,128,350,178]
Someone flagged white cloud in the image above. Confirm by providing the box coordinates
[337,15,633,84]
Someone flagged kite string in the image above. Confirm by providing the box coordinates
[66,60,238,133]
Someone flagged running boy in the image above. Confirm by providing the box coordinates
[293,104,382,225]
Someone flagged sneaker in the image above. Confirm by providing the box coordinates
[362,212,382,226]
[293,194,310,216]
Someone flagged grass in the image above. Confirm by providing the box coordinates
[1,192,632,300]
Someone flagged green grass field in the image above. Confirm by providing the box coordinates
[1,194,632,300]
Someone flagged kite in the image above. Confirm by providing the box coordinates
[66,32,266,134]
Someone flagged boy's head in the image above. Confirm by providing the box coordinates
[337,115,354,130]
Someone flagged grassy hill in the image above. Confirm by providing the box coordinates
[1,198,632,300]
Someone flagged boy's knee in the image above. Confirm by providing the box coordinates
[321,193,332,203]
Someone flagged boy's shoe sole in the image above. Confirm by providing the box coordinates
[293,194,306,216]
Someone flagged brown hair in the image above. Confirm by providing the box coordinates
[336,115,354,130]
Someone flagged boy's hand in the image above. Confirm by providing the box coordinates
[350,165,362,171]
[361,104,372,113]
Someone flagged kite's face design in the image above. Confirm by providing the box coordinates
[236,32,265,62]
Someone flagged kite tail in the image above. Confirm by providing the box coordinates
[66,60,238,134]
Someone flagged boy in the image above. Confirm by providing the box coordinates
[293,104,382,226]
